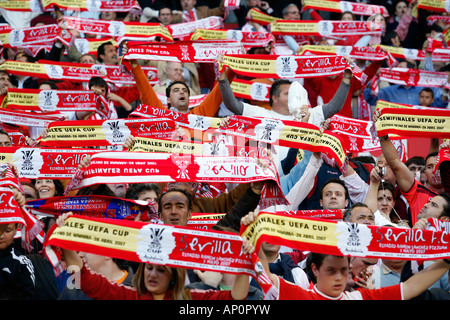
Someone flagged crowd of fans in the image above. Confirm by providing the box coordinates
[0,0,450,302]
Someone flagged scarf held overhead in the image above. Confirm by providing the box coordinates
[240,211,450,260]
[44,215,255,276]
[65,151,288,209]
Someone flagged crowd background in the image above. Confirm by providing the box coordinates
[0,0,450,302]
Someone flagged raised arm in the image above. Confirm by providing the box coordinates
[402,259,450,300]
[321,68,352,119]
[191,67,236,117]
[218,68,244,115]
[374,109,415,193]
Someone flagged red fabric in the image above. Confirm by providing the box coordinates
[79,265,237,300]
[335,34,363,46]
[305,60,383,118]
[278,277,402,300]
[402,179,438,226]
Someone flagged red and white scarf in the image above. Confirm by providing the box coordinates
[379,67,449,88]
[240,211,450,260]
[59,16,173,42]
[166,16,224,41]
[64,151,287,209]
[41,118,177,148]
[216,115,348,168]
[191,28,275,51]
[123,40,244,64]
[0,108,65,127]
[270,20,381,38]
[44,215,255,277]
[375,107,450,139]
[4,88,99,113]
[302,0,389,17]
[5,147,101,179]
[220,53,363,80]
[43,0,141,12]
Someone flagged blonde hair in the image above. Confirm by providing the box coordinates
[132,263,192,300]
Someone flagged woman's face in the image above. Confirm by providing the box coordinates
[374,14,386,29]
[377,189,395,216]
[144,264,173,299]
[35,179,57,198]
[341,12,354,21]
[313,255,349,298]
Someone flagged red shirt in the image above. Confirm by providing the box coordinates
[278,278,403,300]
[80,265,236,300]
[304,60,383,118]
[401,179,438,226]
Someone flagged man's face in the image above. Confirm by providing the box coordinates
[181,0,196,11]
[168,83,190,112]
[419,90,434,107]
[0,133,12,147]
[408,163,424,175]
[247,0,261,8]
[312,255,349,298]
[158,8,173,25]
[159,191,192,226]
[100,44,118,65]
[417,195,447,220]
[425,156,442,189]
[261,242,281,256]
[320,182,348,209]
[100,11,117,21]
[283,5,300,20]
[349,206,375,225]
[166,62,184,82]
[271,83,291,113]
[0,73,13,90]
[15,52,29,62]
[80,54,96,64]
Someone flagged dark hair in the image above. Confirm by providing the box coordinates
[166,80,190,98]
[158,188,192,212]
[350,155,376,165]
[378,180,397,199]
[340,11,355,20]
[306,253,350,284]
[39,80,58,90]
[269,79,291,106]
[14,52,35,63]
[419,88,434,99]
[319,178,349,201]
[438,192,450,219]
[382,31,399,46]
[125,183,161,200]
[89,76,108,92]
[97,41,114,63]
[75,184,116,197]
[0,70,11,79]
[158,6,172,14]
[405,156,425,168]
[343,202,372,222]
[0,129,11,140]
[439,63,450,73]
[32,179,65,197]
[429,23,444,34]
[426,151,439,162]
